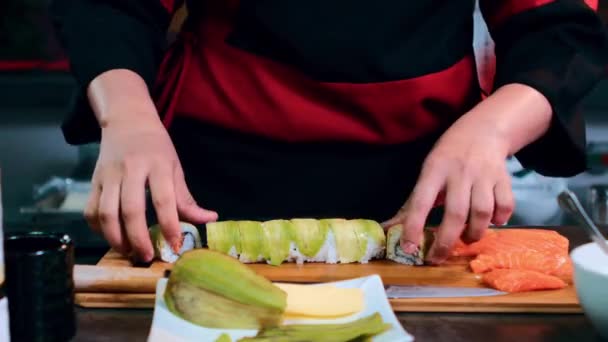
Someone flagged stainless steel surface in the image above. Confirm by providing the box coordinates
[385,286,506,299]
[558,189,608,255]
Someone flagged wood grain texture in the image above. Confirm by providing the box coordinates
[74,288,580,313]
[74,265,166,293]
[75,248,582,313]
[76,293,156,309]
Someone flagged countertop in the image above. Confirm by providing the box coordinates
[72,308,602,342]
[68,225,608,342]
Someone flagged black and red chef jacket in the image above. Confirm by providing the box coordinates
[50,1,608,220]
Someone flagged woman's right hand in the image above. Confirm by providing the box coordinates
[84,70,218,262]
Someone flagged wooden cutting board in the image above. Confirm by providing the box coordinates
[74,249,582,313]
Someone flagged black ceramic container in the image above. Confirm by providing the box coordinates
[4,232,76,342]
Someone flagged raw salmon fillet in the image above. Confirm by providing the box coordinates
[451,228,573,292]
[482,269,567,293]
[452,229,569,257]
[469,251,573,283]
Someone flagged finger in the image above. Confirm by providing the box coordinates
[492,176,514,225]
[98,172,130,255]
[385,166,446,254]
[380,202,409,229]
[120,166,154,262]
[84,181,102,234]
[463,180,494,244]
[174,165,218,222]
[149,167,181,252]
[381,159,446,227]
[427,176,471,265]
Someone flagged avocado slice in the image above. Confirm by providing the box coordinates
[261,219,293,266]
[237,221,265,262]
[206,221,241,257]
[321,219,364,263]
[290,219,328,258]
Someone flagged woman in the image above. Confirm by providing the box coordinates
[51,0,608,264]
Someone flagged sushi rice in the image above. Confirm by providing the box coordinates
[385,224,435,265]
[285,230,338,264]
[149,222,203,263]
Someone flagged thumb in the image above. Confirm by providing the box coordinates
[380,201,421,254]
[174,166,219,223]
[380,205,407,231]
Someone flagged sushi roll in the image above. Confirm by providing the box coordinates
[385,225,434,265]
[351,219,387,263]
[236,221,267,263]
[149,222,203,263]
[205,218,386,265]
[206,220,241,258]
[289,218,335,264]
[261,219,293,265]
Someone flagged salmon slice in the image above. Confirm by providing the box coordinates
[469,251,573,283]
[452,229,569,257]
[482,269,567,293]
[451,228,574,292]
[452,229,497,257]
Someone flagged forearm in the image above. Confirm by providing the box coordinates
[50,0,180,143]
[475,0,608,176]
[462,83,553,156]
[88,69,162,130]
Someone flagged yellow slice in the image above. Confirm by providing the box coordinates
[274,283,365,318]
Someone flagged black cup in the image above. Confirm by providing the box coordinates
[4,232,76,342]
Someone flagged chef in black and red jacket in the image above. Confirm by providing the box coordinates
[51,0,608,264]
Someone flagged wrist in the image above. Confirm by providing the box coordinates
[87,69,162,130]
[99,103,163,132]
[464,83,553,155]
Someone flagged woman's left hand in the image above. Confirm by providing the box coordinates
[382,84,554,265]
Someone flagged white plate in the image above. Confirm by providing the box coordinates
[147,275,414,342]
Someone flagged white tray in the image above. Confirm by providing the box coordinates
[147,275,414,342]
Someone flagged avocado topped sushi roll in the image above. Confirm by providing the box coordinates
[206,220,241,258]
[261,219,293,266]
[352,219,388,263]
[236,221,267,263]
[149,222,203,263]
[206,218,386,265]
[290,218,335,264]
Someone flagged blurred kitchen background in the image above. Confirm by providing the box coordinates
[0,0,607,253]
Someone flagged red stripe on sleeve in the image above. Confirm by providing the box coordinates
[585,0,598,10]
[480,0,555,29]
[159,0,175,12]
[0,59,70,72]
